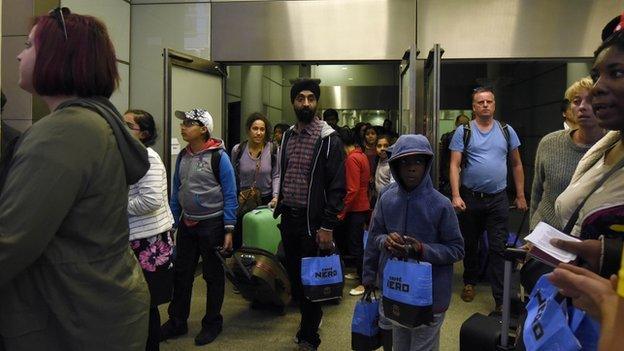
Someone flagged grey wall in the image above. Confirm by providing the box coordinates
[497,63,568,197]
[1,0,36,133]
[211,0,416,62]
[418,0,624,59]
[130,2,211,156]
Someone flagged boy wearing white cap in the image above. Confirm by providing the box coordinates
[161,109,238,346]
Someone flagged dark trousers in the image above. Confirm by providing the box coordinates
[346,211,368,279]
[168,216,225,330]
[280,207,323,348]
[459,189,509,305]
[146,307,160,351]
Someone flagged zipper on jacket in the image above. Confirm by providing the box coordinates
[306,137,324,236]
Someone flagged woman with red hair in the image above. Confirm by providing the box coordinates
[0,8,150,350]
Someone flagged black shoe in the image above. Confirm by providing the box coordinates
[194,325,222,346]
[160,318,188,341]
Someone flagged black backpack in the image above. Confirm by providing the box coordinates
[438,130,456,187]
[462,121,511,152]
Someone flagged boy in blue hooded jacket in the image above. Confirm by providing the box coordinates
[362,134,464,350]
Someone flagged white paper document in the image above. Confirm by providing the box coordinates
[524,222,582,264]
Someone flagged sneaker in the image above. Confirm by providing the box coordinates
[160,318,188,341]
[461,284,475,302]
[194,325,222,346]
[344,273,359,280]
[349,285,366,296]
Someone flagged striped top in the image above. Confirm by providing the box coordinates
[281,117,323,207]
[128,147,174,241]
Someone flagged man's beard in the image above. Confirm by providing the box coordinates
[295,107,315,123]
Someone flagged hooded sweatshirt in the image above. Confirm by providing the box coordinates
[362,134,464,313]
[0,98,150,349]
[170,138,238,230]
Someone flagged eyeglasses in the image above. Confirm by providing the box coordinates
[125,121,141,131]
[49,7,70,41]
[180,119,203,128]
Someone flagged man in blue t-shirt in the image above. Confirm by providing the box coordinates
[449,87,527,312]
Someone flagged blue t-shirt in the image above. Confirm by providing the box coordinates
[449,120,521,194]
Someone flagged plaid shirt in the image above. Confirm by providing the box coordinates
[281,117,323,207]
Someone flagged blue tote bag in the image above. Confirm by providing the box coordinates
[301,253,344,302]
[382,259,433,328]
[523,275,599,351]
[351,290,381,351]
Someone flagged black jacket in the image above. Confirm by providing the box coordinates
[274,120,345,236]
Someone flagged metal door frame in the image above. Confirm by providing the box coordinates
[398,46,418,134]
[163,48,227,195]
[423,44,443,187]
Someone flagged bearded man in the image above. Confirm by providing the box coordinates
[273,79,346,351]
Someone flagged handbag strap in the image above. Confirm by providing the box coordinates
[249,148,262,189]
[562,152,624,234]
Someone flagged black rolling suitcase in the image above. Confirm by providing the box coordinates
[217,247,291,314]
[459,247,527,351]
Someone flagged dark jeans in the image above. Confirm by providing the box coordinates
[459,189,509,305]
[280,207,323,349]
[346,211,368,280]
[146,307,160,351]
[168,216,225,330]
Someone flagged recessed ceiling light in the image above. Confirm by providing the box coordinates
[342,67,348,70]
[348,77,353,80]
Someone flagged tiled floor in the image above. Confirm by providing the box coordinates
[159,263,497,350]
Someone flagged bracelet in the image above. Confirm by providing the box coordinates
[320,227,333,233]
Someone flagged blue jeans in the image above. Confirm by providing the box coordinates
[392,313,445,351]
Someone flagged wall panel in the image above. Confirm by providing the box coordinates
[130,2,211,156]
[211,0,416,62]
[62,0,131,62]
[418,0,624,59]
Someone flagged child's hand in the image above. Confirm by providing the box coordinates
[403,236,423,259]
[385,232,408,257]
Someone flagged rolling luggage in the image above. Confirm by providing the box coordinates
[459,247,527,351]
[242,206,281,255]
[217,247,291,313]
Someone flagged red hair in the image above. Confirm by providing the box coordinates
[32,12,119,98]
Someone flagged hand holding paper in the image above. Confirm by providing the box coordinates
[524,222,582,267]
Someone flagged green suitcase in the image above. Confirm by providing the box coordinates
[242,206,282,254]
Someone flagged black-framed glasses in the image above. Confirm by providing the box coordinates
[49,7,71,41]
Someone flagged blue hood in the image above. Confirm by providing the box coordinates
[388,134,434,192]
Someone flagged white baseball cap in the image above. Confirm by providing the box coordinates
[174,108,214,134]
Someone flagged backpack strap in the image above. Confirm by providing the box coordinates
[211,149,222,186]
[462,123,472,150]
[232,140,247,191]
[464,121,512,151]
[497,121,512,152]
